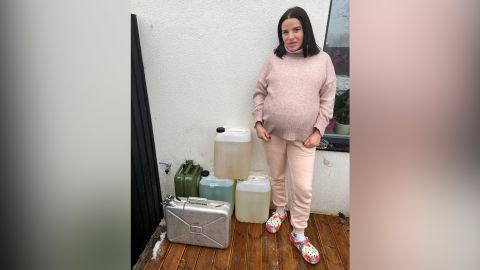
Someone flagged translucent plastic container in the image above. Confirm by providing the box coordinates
[199,172,235,216]
[214,127,252,180]
[235,175,271,223]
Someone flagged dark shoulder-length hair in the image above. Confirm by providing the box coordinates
[274,6,320,58]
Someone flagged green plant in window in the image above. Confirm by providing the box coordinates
[334,89,349,125]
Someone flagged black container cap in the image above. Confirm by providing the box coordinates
[216,127,225,133]
[201,170,210,177]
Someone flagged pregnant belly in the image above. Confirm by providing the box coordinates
[263,110,317,135]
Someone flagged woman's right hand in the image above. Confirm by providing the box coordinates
[255,122,271,142]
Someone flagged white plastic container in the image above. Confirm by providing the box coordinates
[235,175,271,223]
[214,127,252,180]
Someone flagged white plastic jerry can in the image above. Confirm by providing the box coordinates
[214,127,252,180]
[235,175,271,223]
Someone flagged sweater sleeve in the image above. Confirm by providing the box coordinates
[252,57,270,124]
[314,54,337,136]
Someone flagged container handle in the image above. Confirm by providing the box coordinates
[187,197,208,205]
[229,128,246,133]
[249,176,264,182]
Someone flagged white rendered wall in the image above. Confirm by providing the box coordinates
[131,0,349,215]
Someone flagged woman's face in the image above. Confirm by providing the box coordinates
[281,18,304,52]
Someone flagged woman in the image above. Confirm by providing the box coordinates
[252,6,336,264]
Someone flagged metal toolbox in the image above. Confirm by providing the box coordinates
[163,195,232,249]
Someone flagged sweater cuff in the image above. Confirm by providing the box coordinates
[253,110,263,125]
[314,120,329,137]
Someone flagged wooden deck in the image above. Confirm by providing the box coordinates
[142,211,349,270]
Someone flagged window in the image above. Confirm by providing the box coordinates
[318,0,350,152]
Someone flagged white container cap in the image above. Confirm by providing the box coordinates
[215,127,251,143]
[236,175,270,192]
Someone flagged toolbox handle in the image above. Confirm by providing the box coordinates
[187,197,208,205]
[162,194,179,206]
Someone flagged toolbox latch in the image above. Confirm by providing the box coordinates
[190,225,203,233]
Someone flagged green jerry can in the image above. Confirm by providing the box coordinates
[174,160,203,197]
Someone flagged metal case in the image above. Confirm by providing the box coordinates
[163,195,231,248]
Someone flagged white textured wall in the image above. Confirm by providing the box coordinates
[131,0,349,215]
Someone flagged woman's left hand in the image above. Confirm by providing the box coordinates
[303,129,321,148]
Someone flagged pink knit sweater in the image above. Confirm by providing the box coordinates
[252,50,337,141]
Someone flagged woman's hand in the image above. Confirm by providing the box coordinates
[255,122,271,142]
[303,129,321,148]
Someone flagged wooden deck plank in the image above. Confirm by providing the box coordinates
[139,213,349,270]
[291,224,310,270]
[159,243,186,270]
[177,244,201,270]
[212,217,236,270]
[313,215,344,270]
[247,222,263,270]
[143,239,172,270]
[306,214,327,270]
[194,247,216,270]
[230,219,248,270]
[341,217,350,241]
[326,215,350,270]
[343,225,349,241]
[262,210,279,270]
[276,214,295,270]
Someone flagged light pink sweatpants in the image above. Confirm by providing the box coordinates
[263,134,316,231]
